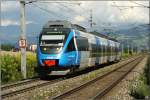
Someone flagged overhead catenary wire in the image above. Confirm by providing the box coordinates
[26,1,114,30]
[29,3,69,20]
[130,1,148,8]
[27,1,85,23]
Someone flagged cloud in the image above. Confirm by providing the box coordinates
[73,15,85,23]
[1,1,149,31]
[1,1,19,12]
[1,20,19,26]
[107,1,149,24]
[1,19,33,26]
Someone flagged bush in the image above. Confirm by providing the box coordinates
[26,52,37,78]
[130,75,150,99]
[144,57,150,85]
[1,54,23,83]
[1,52,37,84]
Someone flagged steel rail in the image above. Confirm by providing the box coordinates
[91,56,144,100]
[1,77,39,91]
[52,55,143,100]
[1,78,63,99]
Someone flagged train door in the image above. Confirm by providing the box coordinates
[109,40,113,62]
[101,40,104,64]
[107,40,111,62]
[88,41,93,67]
[76,36,90,69]
[95,37,100,65]
[115,42,118,61]
[104,39,108,63]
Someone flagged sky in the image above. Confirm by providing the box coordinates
[1,1,149,44]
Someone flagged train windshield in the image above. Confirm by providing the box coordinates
[39,28,71,54]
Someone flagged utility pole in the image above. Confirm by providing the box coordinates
[89,9,93,28]
[20,0,26,79]
[148,0,150,89]
[121,42,124,56]
[128,44,130,55]
[131,43,134,55]
[149,1,150,54]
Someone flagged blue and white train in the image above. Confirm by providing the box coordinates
[37,20,121,77]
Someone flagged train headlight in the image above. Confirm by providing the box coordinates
[59,47,62,51]
[56,48,59,50]
[44,48,47,51]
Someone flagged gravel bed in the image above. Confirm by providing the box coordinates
[101,56,148,100]
[4,56,138,100]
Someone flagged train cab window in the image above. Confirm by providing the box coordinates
[66,38,75,52]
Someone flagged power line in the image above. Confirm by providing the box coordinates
[27,0,91,27]
[130,1,148,8]
[112,2,128,24]
[27,0,83,22]
[111,5,148,8]
[111,1,145,27]
[29,3,67,19]
[38,1,81,5]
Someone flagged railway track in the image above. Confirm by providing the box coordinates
[1,77,39,91]
[52,55,144,100]
[1,78,64,99]
[1,55,142,100]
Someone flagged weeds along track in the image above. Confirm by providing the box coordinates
[52,55,144,100]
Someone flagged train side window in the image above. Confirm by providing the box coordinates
[76,36,89,51]
[66,38,75,52]
[99,44,102,56]
[103,45,106,56]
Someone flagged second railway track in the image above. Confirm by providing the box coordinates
[52,55,144,100]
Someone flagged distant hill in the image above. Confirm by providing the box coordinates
[104,24,149,50]
[1,24,42,45]
[116,24,149,37]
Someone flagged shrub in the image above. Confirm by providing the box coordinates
[130,77,150,99]
[1,54,23,83]
[26,52,37,78]
[144,57,150,85]
[1,52,37,84]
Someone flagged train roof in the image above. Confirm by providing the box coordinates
[43,20,72,28]
[90,31,118,42]
[43,20,86,32]
[43,20,118,42]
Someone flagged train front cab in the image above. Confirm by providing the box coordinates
[37,29,79,76]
